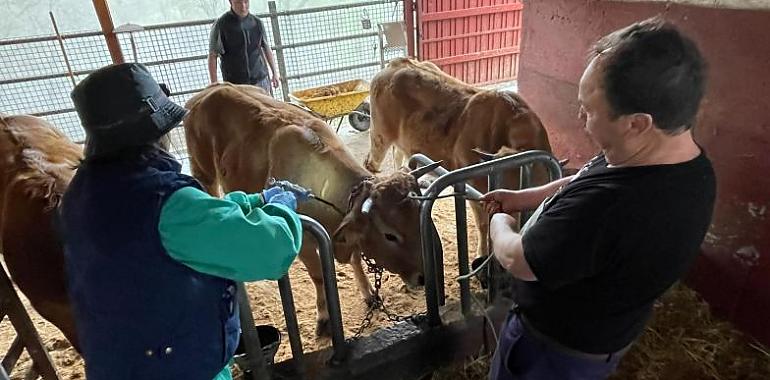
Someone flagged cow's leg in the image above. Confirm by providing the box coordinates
[364,128,391,173]
[298,238,333,337]
[219,146,269,194]
[469,200,489,259]
[350,252,377,307]
[188,139,221,197]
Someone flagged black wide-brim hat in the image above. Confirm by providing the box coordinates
[71,63,187,158]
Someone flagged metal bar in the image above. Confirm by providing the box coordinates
[419,199,441,326]
[487,169,502,304]
[49,12,77,88]
[430,47,519,66]
[236,283,271,380]
[273,0,399,17]
[299,216,347,364]
[286,61,381,81]
[275,31,378,50]
[129,33,138,62]
[30,108,76,118]
[269,1,291,101]
[407,154,483,200]
[141,54,208,67]
[420,3,523,22]
[0,31,103,46]
[171,88,207,97]
[418,151,562,325]
[0,69,96,86]
[277,276,305,375]
[0,365,8,380]
[453,183,471,316]
[378,26,386,68]
[91,0,124,64]
[519,164,533,225]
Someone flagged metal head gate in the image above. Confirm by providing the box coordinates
[415,0,524,85]
[237,151,562,380]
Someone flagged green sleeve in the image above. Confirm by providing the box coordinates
[212,366,233,380]
[158,186,302,282]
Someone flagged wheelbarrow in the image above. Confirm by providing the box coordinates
[289,79,371,133]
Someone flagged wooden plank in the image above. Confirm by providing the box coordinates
[420,3,522,22]
[2,335,24,374]
[431,47,518,66]
[0,268,59,380]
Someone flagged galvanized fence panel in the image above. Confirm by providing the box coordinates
[1,0,405,166]
[276,0,404,98]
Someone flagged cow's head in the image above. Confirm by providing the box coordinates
[332,162,442,287]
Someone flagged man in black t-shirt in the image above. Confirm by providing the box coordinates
[208,0,280,95]
[481,17,716,380]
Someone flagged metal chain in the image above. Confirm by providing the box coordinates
[349,254,426,341]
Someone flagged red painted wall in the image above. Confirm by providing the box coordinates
[518,0,770,344]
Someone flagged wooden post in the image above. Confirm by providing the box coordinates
[0,266,60,380]
[92,0,124,64]
[404,0,416,57]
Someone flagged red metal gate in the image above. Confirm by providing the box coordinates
[416,0,523,84]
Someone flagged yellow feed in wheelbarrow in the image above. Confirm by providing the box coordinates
[290,79,370,119]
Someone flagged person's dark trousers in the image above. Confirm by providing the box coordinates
[489,310,625,380]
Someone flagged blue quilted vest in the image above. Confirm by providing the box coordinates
[58,148,239,380]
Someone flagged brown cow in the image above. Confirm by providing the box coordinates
[365,58,554,258]
[0,114,82,351]
[184,83,440,335]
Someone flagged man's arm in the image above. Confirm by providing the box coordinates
[259,20,279,87]
[489,213,537,281]
[158,187,303,282]
[482,175,574,214]
[208,22,224,84]
[208,53,219,84]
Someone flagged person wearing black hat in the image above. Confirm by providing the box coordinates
[57,63,304,380]
[208,0,280,94]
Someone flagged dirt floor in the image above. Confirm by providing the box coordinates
[1,123,769,379]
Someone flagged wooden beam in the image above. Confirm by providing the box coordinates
[91,0,124,64]
[0,267,60,380]
[404,0,415,57]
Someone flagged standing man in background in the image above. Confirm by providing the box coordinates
[208,0,280,95]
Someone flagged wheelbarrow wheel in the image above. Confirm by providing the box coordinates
[348,101,371,132]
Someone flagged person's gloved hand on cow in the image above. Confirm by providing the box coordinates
[261,180,313,211]
[261,186,298,211]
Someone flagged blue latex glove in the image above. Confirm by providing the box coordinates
[261,186,284,204]
[268,191,297,211]
[268,179,312,202]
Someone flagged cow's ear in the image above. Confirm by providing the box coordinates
[332,212,365,263]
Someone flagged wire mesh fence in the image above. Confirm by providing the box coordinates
[1,0,406,166]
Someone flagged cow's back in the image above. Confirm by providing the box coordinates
[184,83,331,193]
[370,59,477,164]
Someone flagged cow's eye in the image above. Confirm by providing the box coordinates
[384,233,399,242]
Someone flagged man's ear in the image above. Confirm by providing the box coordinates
[628,113,654,136]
